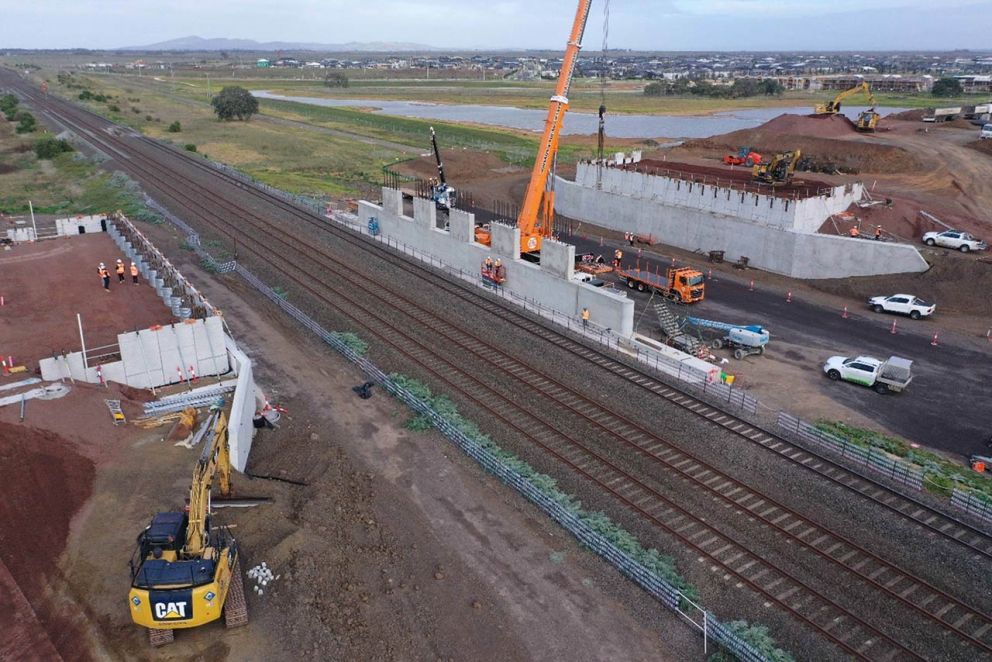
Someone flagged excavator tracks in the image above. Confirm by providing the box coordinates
[148,628,174,647]
[224,558,249,628]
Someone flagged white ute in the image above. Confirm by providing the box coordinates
[921,230,988,252]
[823,355,913,394]
[867,294,935,320]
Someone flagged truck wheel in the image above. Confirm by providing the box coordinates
[909,310,921,320]
[734,349,746,360]
[626,278,635,289]
[872,304,884,313]
[711,338,724,350]
[827,369,840,381]
[925,238,936,246]
[874,383,889,394]
[637,282,646,292]
[757,345,765,355]
[959,244,970,253]
[673,291,683,304]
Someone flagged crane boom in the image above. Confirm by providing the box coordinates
[515,0,593,254]
[430,126,447,186]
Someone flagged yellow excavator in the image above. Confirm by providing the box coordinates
[753,150,802,186]
[814,81,880,131]
[475,0,592,255]
[127,411,248,646]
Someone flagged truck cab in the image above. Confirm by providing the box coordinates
[668,267,705,303]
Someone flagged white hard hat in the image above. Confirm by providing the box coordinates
[99,262,105,268]
[117,258,123,263]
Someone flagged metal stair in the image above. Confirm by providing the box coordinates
[653,302,706,358]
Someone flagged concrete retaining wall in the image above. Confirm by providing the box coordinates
[39,316,230,387]
[360,188,635,336]
[55,214,107,236]
[574,162,863,234]
[555,176,929,279]
[225,336,256,472]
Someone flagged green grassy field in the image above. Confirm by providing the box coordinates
[0,117,159,217]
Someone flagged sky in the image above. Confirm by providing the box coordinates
[0,0,990,51]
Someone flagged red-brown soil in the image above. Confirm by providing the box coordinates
[630,158,836,198]
[0,422,95,662]
[677,113,924,175]
[0,233,176,371]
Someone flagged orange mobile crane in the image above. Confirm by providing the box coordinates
[475,0,592,255]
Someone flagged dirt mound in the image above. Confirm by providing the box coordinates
[0,423,95,661]
[759,113,859,139]
[967,139,992,156]
[888,108,929,122]
[392,149,514,184]
[811,255,992,316]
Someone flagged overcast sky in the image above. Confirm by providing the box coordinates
[0,0,990,51]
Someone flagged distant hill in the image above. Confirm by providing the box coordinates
[119,36,435,52]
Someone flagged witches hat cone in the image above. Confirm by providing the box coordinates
[786,291,792,303]
[930,331,940,347]
[748,280,754,292]
[842,306,849,319]
[890,319,898,335]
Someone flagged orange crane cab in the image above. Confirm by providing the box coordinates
[475,0,592,256]
[616,265,705,304]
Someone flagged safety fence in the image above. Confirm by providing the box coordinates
[229,259,770,662]
[951,489,992,527]
[777,412,924,491]
[328,210,760,415]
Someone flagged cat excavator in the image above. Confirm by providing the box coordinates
[127,411,248,646]
[814,81,880,131]
[475,0,593,255]
[753,150,802,186]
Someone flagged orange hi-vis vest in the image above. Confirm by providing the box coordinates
[130,264,138,276]
[116,263,125,275]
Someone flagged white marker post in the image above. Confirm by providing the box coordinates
[77,313,88,369]
[28,200,37,241]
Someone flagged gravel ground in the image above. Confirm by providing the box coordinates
[20,82,992,661]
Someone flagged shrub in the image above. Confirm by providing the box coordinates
[34,135,73,159]
[15,111,36,134]
[0,93,19,115]
[131,106,141,114]
[167,121,182,133]
[184,143,197,152]
[108,104,120,112]
[932,77,963,98]
[78,90,94,101]
[324,72,349,88]
[145,115,154,122]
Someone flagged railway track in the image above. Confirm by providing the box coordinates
[11,73,992,660]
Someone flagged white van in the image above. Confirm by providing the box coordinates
[981,124,992,140]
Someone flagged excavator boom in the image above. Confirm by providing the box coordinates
[185,412,232,557]
[815,81,876,115]
[513,0,593,254]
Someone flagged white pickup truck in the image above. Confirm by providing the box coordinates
[922,230,988,253]
[823,355,913,394]
[867,294,935,320]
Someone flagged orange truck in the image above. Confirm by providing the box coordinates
[615,265,705,303]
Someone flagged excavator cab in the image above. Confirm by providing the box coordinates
[753,150,801,186]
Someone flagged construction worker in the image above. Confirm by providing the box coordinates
[115,258,126,283]
[98,262,110,292]
[581,307,590,329]
[493,259,505,286]
[613,248,623,269]
[130,261,139,284]
[874,226,882,241]
[627,232,635,247]
[482,256,493,280]
[849,226,860,238]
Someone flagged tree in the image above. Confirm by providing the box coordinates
[323,71,349,88]
[1,93,18,120]
[210,86,259,121]
[34,134,73,159]
[643,82,665,97]
[932,77,963,98]
[167,121,182,132]
[759,78,785,96]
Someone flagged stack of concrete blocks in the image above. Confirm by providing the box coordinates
[555,163,930,279]
[39,316,230,387]
[55,214,106,237]
[5,227,37,242]
[361,187,634,337]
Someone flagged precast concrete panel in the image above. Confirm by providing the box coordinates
[490,223,520,260]
[119,331,150,388]
[448,209,475,243]
[382,187,403,216]
[413,197,436,230]
[540,239,575,280]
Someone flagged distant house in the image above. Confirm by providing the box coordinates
[256,59,270,68]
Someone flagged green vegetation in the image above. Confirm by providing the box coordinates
[15,111,36,134]
[330,331,368,356]
[184,143,197,152]
[167,120,182,133]
[709,622,795,662]
[645,78,784,99]
[211,86,259,121]
[34,134,73,159]
[815,421,992,502]
[932,77,964,98]
[1,93,19,119]
[323,72,349,88]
